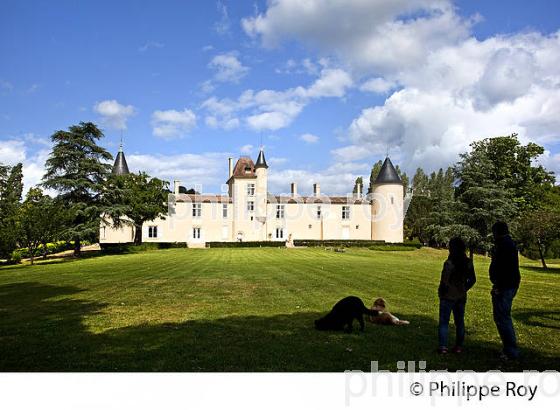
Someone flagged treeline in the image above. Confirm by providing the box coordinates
[0,122,169,264]
[402,134,560,268]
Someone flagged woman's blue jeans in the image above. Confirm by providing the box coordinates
[438,298,466,348]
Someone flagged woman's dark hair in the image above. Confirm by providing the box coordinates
[448,236,469,274]
[492,221,509,236]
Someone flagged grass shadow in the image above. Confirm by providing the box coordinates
[514,309,560,330]
[1,282,559,372]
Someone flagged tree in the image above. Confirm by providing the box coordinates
[103,172,169,245]
[42,122,112,256]
[352,177,363,195]
[17,188,64,265]
[0,163,24,260]
[516,210,560,269]
[452,135,553,254]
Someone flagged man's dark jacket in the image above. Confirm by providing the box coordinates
[489,234,521,290]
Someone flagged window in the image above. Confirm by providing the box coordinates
[276,204,285,219]
[342,206,351,220]
[148,226,158,238]
[247,183,255,196]
[100,226,106,240]
[247,201,255,212]
[316,205,322,219]
[244,166,252,174]
[192,203,202,217]
[275,228,284,239]
[193,227,201,239]
[390,196,394,205]
[222,204,228,218]
[308,224,312,229]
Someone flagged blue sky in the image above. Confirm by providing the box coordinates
[1,0,559,195]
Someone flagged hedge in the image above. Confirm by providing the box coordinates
[293,239,422,249]
[100,242,187,254]
[206,241,287,248]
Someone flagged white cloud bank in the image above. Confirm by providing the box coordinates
[241,0,560,175]
[202,67,352,131]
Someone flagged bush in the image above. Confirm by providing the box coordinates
[9,250,22,264]
[368,245,419,251]
[206,241,287,248]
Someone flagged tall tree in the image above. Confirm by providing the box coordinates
[516,210,560,269]
[42,122,112,256]
[17,188,64,265]
[352,177,363,195]
[103,172,169,245]
[0,163,24,259]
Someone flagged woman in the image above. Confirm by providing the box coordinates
[437,237,477,354]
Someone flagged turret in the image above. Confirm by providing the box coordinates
[371,157,404,243]
[112,143,130,175]
[254,148,268,222]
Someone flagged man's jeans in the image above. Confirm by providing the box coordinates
[438,298,466,348]
[492,287,519,358]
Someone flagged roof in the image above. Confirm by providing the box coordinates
[255,149,268,169]
[373,157,402,185]
[269,195,370,205]
[175,194,232,203]
[112,148,130,175]
[228,157,257,181]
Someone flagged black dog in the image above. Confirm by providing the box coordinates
[315,296,379,333]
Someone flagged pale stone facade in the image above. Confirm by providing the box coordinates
[100,148,405,246]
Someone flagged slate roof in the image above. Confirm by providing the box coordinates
[373,157,402,185]
[112,147,130,175]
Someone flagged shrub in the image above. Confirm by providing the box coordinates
[9,250,22,264]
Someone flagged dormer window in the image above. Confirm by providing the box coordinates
[244,167,251,174]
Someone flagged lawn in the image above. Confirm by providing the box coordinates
[0,247,558,372]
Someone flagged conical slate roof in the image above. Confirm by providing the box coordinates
[255,148,268,169]
[112,146,130,175]
[374,157,402,185]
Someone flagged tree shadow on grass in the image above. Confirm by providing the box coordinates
[1,282,558,372]
[514,309,560,330]
[520,265,560,275]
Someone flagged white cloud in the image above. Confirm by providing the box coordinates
[202,67,352,131]
[0,138,54,195]
[94,99,136,130]
[240,144,254,154]
[0,139,26,164]
[0,79,13,92]
[242,0,473,74]
[300,133,319,144]
[241,1,560,175]
[360,77,396,94]
[268,161,370,195]
[214,1,231,35]
[208,52,250,83]
[127,152,232,190]
[138,41,164,52]
[151,108,197,139]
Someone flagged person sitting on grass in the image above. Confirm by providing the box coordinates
[437,237,477,354]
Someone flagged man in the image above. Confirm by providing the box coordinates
[489,221,521,359]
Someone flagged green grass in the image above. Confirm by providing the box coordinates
[1,247,559,372]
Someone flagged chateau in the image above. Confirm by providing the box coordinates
[100,146,405,246]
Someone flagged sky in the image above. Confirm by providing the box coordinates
[1,0,560,195]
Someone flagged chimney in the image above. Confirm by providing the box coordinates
[355,183,362,198]
[291,182,297,197]
[228,158,233,178]
[313,183,320,197]
[174,180,180,196]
